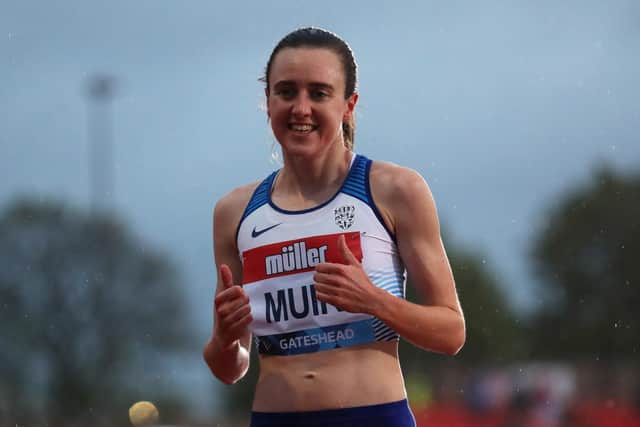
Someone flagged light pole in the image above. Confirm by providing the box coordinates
[86,74,116,213]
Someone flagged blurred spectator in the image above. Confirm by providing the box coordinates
[412,362,639,427]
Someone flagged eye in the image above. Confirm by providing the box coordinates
[310,90,329,101]
[275,87,296,100]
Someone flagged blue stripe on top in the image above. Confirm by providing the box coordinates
[341,154,370,204]
[235,170,277,242]
[235,154,396,240]
[238,154,369,224]
[241,170,277,222]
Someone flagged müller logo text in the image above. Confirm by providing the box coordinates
[241,232,361,284]
[265,241,328,276]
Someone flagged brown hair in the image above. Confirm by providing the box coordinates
[262,27,358,150]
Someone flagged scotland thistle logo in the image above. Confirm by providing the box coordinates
[334,205,355,230]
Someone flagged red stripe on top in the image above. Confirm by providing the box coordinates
[242,232,362,285]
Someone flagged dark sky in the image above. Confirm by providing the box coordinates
[2,0,639,417]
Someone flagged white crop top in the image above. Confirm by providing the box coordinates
[236,154,406,356]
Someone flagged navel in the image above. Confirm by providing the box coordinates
[303,371,317,380]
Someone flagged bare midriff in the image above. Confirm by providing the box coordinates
[252,341,406,412]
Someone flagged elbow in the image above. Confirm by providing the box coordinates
[446,334,465,356]
[203,349,237,385]
[202,340,248,385]
[202,343,229,384]
[217,373,239,386]
[202,345,221,381]
[216,367,249,385]
[445,319,466,356]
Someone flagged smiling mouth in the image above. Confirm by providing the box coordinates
[288,123,318,133]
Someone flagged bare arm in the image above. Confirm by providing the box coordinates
[203,186,255,384]
[373,164,465,355]
[314,163,465,355]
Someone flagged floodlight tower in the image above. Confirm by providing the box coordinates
[86,74,117,213]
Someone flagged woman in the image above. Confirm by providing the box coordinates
[203,27,465,427]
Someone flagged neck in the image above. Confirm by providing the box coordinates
[276,143,353,206]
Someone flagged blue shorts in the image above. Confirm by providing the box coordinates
[250,399,416,427]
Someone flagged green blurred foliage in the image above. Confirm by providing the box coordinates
[400,239,527,376]
[529,165,640,361]
[450,246,528,362]
[0,199,196,426]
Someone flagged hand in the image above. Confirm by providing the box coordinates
[313,235,384,315]
[214,264,252,349]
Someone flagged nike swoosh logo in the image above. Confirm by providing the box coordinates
[251,223,282,238]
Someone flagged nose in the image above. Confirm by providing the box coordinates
[291,92,312,117]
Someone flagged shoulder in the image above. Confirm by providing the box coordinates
[369,160,430,198]
[213,181,262,231]
[368,159,437,235]
[370,158,434,206]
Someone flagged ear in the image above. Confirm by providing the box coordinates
[343,92,359,121]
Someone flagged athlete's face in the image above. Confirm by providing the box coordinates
[266,47,357,157]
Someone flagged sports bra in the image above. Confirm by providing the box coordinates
[236,154,406,356]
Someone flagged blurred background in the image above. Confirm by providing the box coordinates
[1,1,638,426]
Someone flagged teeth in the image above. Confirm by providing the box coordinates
[289,124,315,132]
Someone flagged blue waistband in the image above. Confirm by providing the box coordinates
[250,399,416,427]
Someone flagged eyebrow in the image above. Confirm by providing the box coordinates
[273,81,335,92]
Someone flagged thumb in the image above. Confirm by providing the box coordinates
[219,264,236,289]
[339,234,360,266]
